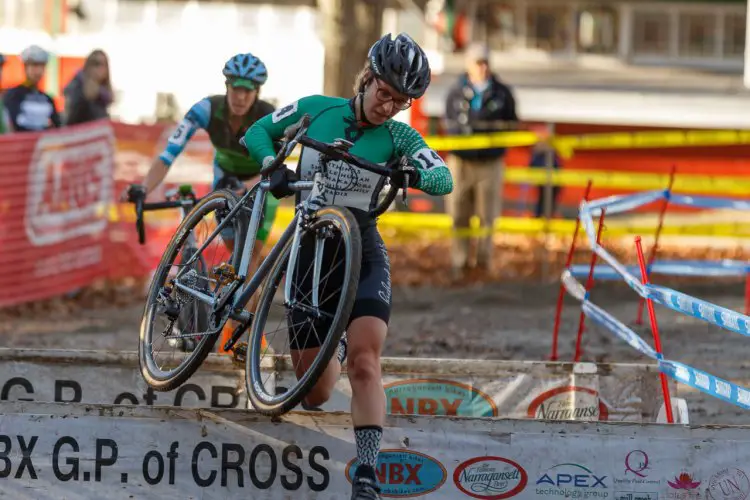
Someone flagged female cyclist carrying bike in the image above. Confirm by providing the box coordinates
[243,32,453,500]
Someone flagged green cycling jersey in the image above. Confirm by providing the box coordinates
[244,94,453,224]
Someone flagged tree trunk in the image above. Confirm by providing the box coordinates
[319,0,384,98]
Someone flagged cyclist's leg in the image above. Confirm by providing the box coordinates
[244,192,279,325]
[249,190,279,272]
[343,226,391,489]
[211,164,238,252]
[287,226,348,407]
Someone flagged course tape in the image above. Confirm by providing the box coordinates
[564,269,750,412]
[570,260,750,279]
[561,271,658,359]
[505,168,750,195]
[645,284,750,337]
[425,128,750,155]
[277,206,750,239]
[586,190,667,216]
[659,359,750,410]
[670,194,750,211]
[568,190,750,412]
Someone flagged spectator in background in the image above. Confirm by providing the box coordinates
[63,49,113,125]
[443,42,518,279]
[528,130,563,218]
[3,45,61,132]
[0,54,11,134]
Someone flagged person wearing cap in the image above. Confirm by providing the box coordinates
[443,41,518,279]
[120,52,277,355]
[2,45,61,132]
[0,54,11,134]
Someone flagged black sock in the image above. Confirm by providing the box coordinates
[354,426,382,471]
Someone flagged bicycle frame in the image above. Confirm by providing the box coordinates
[172,172,319,317]
[170,114,403,328]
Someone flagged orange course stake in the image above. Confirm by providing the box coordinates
[550,180,593,361]
[635,165,676,325]
[634,235,674,424]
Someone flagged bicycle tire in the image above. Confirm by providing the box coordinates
[245,206,362,415]
[139,189,247,392]
[371,181,399,218]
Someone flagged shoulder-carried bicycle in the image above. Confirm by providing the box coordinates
[138,113,409,415]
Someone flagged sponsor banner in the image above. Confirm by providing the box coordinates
[0,350,671,422]
[277,358,672,422]
[0,349,252,409]
[0,121,115,306]
[0,401,749,499]
[0,120,216,308]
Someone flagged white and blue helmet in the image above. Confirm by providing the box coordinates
[222,52,267,89]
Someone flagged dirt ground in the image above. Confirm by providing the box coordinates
[2,238,749,427]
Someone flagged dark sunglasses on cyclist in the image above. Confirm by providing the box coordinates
[372,79,412,110]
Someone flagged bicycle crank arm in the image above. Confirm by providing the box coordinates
[223,321,250,352]
[229,308,252,323]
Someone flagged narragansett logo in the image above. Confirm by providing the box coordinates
[453,456,528,499]
[527,385,609,421]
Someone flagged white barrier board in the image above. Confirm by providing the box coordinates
[0,349,671,422]
[0,401,745,499]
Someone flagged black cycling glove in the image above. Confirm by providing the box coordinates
[127,184,147,202]
[389,163,421,189]
[269,167,299,199]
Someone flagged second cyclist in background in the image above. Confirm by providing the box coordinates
[121,52,279,352]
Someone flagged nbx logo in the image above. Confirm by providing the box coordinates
[377,463,422,485]
[537,463,607,488]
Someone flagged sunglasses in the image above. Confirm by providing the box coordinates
[373,79,412,110]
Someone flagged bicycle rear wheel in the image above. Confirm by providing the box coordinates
[139,189,246,391]
[245,206,362,415]
[170,249,209,353]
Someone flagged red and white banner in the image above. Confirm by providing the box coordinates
[0,119,214,308]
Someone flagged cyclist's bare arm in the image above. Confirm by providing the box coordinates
[121,99,211,200]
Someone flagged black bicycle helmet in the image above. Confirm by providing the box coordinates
[368,32,431,99]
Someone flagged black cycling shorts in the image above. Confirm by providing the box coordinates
[287,223,392,351]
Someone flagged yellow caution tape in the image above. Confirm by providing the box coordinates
[113,203,750,241]
[504,168,750,195]
[272,207,750,239]
[421,128,750,156]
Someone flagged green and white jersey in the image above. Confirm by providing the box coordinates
[244,94,453,222]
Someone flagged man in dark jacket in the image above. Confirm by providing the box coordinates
[3,45,61,132]
[443,42,518,278]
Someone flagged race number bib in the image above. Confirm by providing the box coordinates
[272,101,298,123]
[412,148,446,169]
[169,119,192,146]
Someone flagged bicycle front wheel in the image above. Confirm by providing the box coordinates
[246,206,362,415]
[139,189,246,391]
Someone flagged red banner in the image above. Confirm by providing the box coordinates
[0,119,215,308]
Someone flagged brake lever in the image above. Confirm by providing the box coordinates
[399,156,409,206]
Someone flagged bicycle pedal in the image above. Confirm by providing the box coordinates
[231,342,247,367]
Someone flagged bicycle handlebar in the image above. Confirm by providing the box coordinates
[260,114,410,212]
[132,190,200,245]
